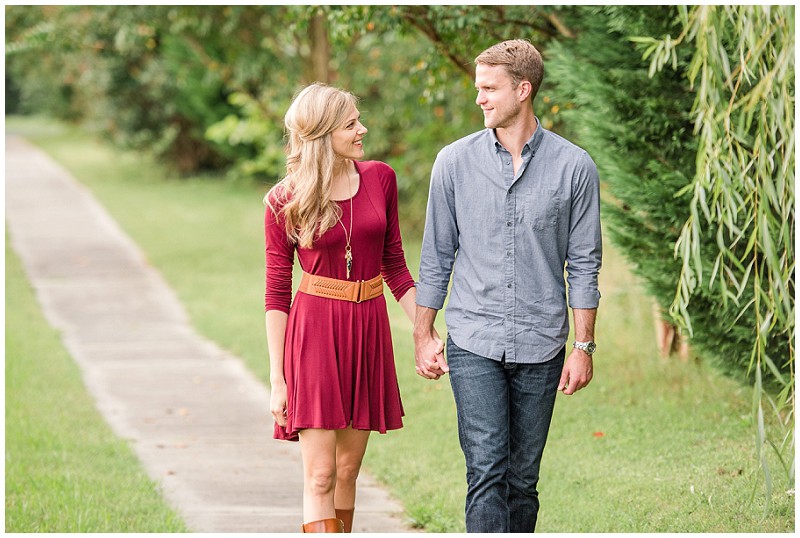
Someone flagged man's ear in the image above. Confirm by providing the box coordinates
[518,80,533,102]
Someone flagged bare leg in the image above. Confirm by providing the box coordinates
[334,427,370,511]
[298,428,338,524]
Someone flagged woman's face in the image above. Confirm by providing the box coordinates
[331,106,367,161]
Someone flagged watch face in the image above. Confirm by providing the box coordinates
[586,342,597,354]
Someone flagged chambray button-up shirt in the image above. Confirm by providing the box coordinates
[416,121,602,364]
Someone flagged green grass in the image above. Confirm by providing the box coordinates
[4,236,188,532]
[6,115,794,533]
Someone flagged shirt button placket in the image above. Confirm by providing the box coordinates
[505,171,516,365]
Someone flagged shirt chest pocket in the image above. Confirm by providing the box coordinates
[519,189,559,230]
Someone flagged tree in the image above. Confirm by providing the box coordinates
[546,5,794,490]
[6,5,238,172]
[5,6,342,174]
[329,5,579,230]
[5,5,573,229]
[545,6,698,347]
[646,4,794,494]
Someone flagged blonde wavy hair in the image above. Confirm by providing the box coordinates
[266,83,359,248]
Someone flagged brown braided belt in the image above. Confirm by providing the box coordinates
[298,272,384,303]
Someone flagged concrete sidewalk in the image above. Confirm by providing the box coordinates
[5,134,415,533]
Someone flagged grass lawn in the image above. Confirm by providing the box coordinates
[5,237,188,532]
[6,115,794,533]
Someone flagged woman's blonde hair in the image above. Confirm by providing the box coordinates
[266,83,358,248]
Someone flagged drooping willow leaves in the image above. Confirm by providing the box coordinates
[645,5,794,494]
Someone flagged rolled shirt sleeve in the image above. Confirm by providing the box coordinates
[416,148,458,310]
[566,152,602,309]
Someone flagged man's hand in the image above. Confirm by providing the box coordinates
[558,348,593,395]
[413,305,448,380]
[414,330,447,379]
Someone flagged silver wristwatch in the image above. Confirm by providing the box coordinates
[573,340,597,355]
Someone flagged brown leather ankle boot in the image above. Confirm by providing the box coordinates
[335,508,354,532]
[301,518,345,533]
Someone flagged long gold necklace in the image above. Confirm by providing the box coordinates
[336,170,354,279]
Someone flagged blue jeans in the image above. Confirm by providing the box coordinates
[447,336,564,533]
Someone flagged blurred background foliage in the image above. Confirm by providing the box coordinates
[5,5,572,231]
[6,4,794,482]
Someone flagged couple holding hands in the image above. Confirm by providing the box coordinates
[264,39,602,533]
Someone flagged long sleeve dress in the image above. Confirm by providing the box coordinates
[264,160,415,441]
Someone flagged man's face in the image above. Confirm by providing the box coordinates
[474,63,521,130]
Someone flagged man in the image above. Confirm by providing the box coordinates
[413,39,602,532]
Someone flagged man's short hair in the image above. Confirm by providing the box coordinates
[474,39,544,99]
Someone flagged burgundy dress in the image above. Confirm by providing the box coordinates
[264,160,415,441]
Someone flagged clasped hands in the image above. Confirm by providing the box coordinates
[413,330,448,380]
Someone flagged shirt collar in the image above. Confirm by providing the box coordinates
[490,116,545,155]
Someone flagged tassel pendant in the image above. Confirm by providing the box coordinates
[345,246,353,279]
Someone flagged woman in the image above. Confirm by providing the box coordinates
[264,83,440,533]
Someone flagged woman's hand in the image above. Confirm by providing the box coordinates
[270,380,288,427]
[413,305,448,380]
[414,329,447,380]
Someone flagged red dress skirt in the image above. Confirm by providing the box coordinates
[264,161,415,441]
